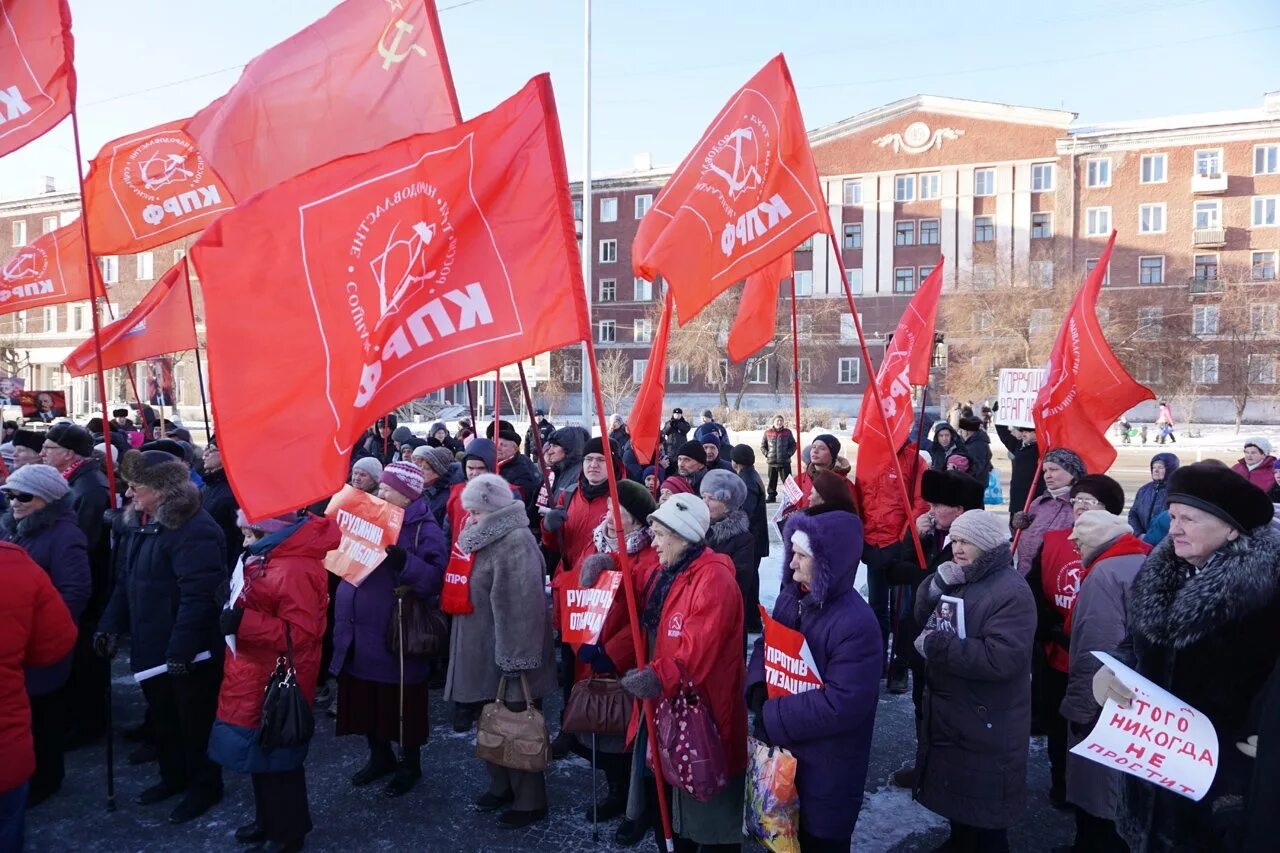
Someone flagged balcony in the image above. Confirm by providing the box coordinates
[1189,276,1224,294]
[1192,226,1226,247]
[1192,172,1228,193]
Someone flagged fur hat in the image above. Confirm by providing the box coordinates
[1244,436,1273,456]
[660,476,694,496]
[700,468,747,511]
[461,472,516,513]
[810,469,856,513]
[730,444,755,467]
[811,434,841,460]
[413,445,453,478]
[616,478,657,523]
[46,423,94,458]
[1166,462,1275,532]
[139,438,186,460]
[648,492,710,544]
[235,508,298,534]
[957,416,984,432]
[112,408,129,418]
[121,449,190,491]
[463,438,497,473]
[921,469,985,510]
[1042,448,1086,482]
[2,463,69,502]
[381,461,425,500]
[1069,510,1133,558]
[1071,474,1125,516]
[352,456,383,481]
[11,429,43,454]
[484,419,520,445]
[949,510,1010,553]
[675,439,707,466]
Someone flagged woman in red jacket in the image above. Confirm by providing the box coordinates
[210,511,338,853]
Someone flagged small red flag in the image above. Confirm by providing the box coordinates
[0,221,98,316]
[852,259,946,480]
[191,75,588,518]
[185,0,461,201]
[727,253,792,363]
[1034,232,1152,474]
[632,54,830,323]
[627,292,675,465]
[0,0,74,159]
[63,259,196,377]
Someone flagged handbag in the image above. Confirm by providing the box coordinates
[561,675,628,736]
[475,674,550,772]
[385,521,450,657]
[259,624,315,752]
[655,668,728,802]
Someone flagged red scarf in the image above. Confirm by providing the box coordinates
[61,457,87,481]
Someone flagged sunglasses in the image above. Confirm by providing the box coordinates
[4,492,36,503]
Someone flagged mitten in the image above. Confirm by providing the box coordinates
[1091,666,1134,708]
[1011,511,1032,530]
[914,629,933,659]
[936,560,966,586]
[92,632,118,659]
[166,659,190,677]
[543,509,568,532]
[219,606,244,636]
[578,643,616,674]
[381,545,407,573]
[620,666,662,699]
[580,553,614,587]
[1238,735,1258,759]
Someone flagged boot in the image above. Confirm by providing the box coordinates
[887,669,909,695]
[615,817,648,847]
[550,730,575,760]
[891,765,918,788]
[384,748,421,798]
[351,741,396,787]
[583,780,627,822]
[168,787,222,824]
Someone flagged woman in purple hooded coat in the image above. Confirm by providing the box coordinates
[745,504,882,849]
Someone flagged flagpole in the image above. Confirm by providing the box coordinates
[465,380,478,429]
[579,0,594,431]
[517,362,552,488]
[888,381,931,676]
[1010,457,1044,555]
[181,258,213,441]
[788,280,804,488]
[96,301,153,431]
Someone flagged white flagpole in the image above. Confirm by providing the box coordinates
[579,0,594,431]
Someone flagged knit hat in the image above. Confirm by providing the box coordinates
[139,438,186,460]
[702,409,714,419]
[392,426,414,445]
[700,468,747,511]
[352,456,383,481]
[921,469,985,510]
[1069,510,1133,559]
[120,449,190,491]
[660,476,694,496]
[641,466,657,481]
[810,469,856,514]
[235,508,298,534]
[1071,474,1125,516]
[790,528,813,556]
[2,463,69,502]
[648,492,710,544]
[463,438,497,473]
[811,434,841,461]
[46,422,94,457]
[730,444,755,467]
[412,445,453,478]
[948,510,1010,553]
[1244,437,1273,456]
[461,472,516,513]
[1042,448,1086,483]
[381,461,425,500]
[676,439,707,466]
[583,436,617,459]
[95,442,118,463]
[11,430,43,454]
[616,478,657,522]
[1166,462,1275,532]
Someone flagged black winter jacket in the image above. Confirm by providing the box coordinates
[67,461,111,621]
[200,467,241,571]
[995,425,1043,514]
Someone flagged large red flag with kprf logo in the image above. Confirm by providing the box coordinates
[184,0,461,202]
[63,258,196,377]
[627,293,675,465]
[0,221,97,316]
[191,75,589,519]
[727,253,792,363]
[1034,231,1152,474]
[0,0,74,159]
[632,54,830,323]
[852,259,946,480]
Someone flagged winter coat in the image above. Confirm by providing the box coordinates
[960,429,993,483]
[444,501,557,704]
[746,510,881,840]
[1017,491,1074,577]
[1115,526,1280,853]
[357,432,398,466]
[1244,658,1280,851]
[497,450,542,512]
[1232,455,1278,492]
[694,420,731,452]
[622,446,646,483]
[660,416,692,452]
[98,483,227,673]
[705,510,756,586]
[200,467,242,572]
[1060,533,1150,820]
[331,498,447,684]
[1128,453,1180,536]
[930,426,969,472]
[853,444,928,548]
[995,425,1043,515]
[525,419,555,458]
[66,460,111,622]
[0,543,76,794]
[761,427,797,468]
[1142,511,1170,546]
[913,542,1036,829]
[543,479,610,573]
[609,426,631,455]
[424,462,463,529]
[739,466,770,559]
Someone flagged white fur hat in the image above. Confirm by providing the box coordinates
[461,473,516,513]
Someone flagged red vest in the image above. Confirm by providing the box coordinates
[1039,529,1082,673]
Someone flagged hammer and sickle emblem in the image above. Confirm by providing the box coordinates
[378,19,428,70]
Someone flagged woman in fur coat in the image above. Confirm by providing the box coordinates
[699,469,757,640]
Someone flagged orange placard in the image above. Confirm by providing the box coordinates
[322,485,404,586]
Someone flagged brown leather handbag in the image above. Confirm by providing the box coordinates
[561,675,628,736]
[475,675,550,772]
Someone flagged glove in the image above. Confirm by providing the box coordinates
[1091,666,1134,709]
[543,509,567,532]
[915,513,935,537]
[219,606,244,636]
[1011,511,1033,531]
[381,545,407,573]
[620,666,662,699]
[578,643,616,674]
[580,553,614,587]
[93,632,118,659]
[936,560,966,586]
[746,682,766,716]
[166,659,190,677]
[914,629,934,659]
[990,401,999,412]
[1238,735,1258,759]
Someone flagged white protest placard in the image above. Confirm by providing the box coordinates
[772,474,806,522]
[1070,652,1219,801]
[995,368,1046,429]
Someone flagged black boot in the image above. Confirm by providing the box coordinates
[351,739,396,787]
[384,747,421,798]
[583,780,627,822]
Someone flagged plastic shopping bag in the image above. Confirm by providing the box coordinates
[743,737,799,853]
[985,471,1004,505]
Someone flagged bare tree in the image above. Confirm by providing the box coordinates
[1201,278,1280,431]
[595,347,638,418]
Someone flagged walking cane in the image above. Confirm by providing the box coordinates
[591,733,599,842]
[105,663,115,812]
[397,595,406,765]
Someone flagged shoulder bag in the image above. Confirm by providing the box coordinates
[259,623,315,751]
[475,674,550,772]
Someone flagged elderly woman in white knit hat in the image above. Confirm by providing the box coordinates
[910,509,1036,852]
[349,457,383,495]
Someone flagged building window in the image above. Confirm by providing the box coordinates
[793,358,811,383]
[10,221,25,246]
[1194,200,1222,229]
[1031,260,1054,289]
[1251,304,1278,334]
[668,362,689,384]
[846,269,863,294]
[842,179,862,205]
[41,215,57,234]
[98,256,119,284]
[843,222,862,249]
[837,357,860,384]
[974,168,996,197]
[1194,254,1219,281]
[919,173,941,200]
[1031,163,1054,192]
[795,315,813,342]
[1192,354,1219,384]
[1253,196,1279,227]
[136,252,154,280]
[974,216,994,242]
[973,264,996,289]
[1139,256,1165,284]
[1085,207,1111,237]
[895,220,915,246]
[793,271,813,297]
[919,264,935,283]
[599,197,617,222]
[633,318,653,342]
[1249,355,1277,385]
[919,218,940,245]
[1086,158,1111,188]
[1192,305,1219,336]
[1139,203,1166,234]
[1137,358,1164,384]
[562,358,581,383]
[1138,306,1163,338]
[572,198,583,221]
[597,319,616,343]
[747,359,769,384]
[1253,251,1278,281]
[632,359,647,383]
[839,313,857,342]
[1029,308,1052,334]
[1031,212,1052,239]
[795,237,813,252]
[1085,258,1111,285]
[70,303,89,332]
[1194,149,1222,178]
[598,278,616,302]
[1140,153,1167,184]
[634,277,652,301]
[1256,145,1279,176]
[599,239,617,263]
[893,175,913,202]
[974,310,994,333]
[634,194,652,219]
[41,306,56,334]
[894,267,916,294]
[706,358,728,384]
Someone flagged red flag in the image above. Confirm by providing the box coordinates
[632,54,830,322]
[191,75,588,518]
[852,259,946,479]
[63,258,196,377]
[727,253,792,363]
[184,0,461,201]
[1034,231,1152,473]
[626,292,675,465]
[80,119,236,255]
[0,0,74,159]
[0,221,97,315]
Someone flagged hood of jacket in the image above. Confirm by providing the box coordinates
[781,509,863,608]
[0,494,75,539]
[456,501,528,554]
[706,508,749,548]
[253,515,340,560]
[463,438,497,473]
[1150,452,1180,477]
[550,426,589,469]
[124,478,203,530]
[428,421,448,438]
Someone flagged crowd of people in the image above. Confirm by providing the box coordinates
[1,403,1278,853]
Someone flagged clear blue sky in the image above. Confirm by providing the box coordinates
[2,0,1277,200]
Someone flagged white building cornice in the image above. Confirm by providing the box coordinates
[809,94,1076,146]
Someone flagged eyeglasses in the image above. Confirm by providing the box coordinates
[4,492,35,503]
[1070,496,1102,508]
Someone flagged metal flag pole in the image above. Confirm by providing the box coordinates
[181,257,213,441]
[579,0,594,431]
